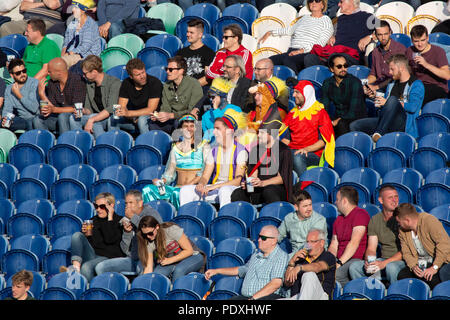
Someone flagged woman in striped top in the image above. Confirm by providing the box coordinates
[259,0,333,73]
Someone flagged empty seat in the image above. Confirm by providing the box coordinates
[81,272,130,300]
[383,168,424,195]
[430,280,450,300]
[145,34,183,57]
[59,164,98,191]
[96,130,133,159]
[429,204,450,223]
[376,131,416,160]
[0,33,28,57]
[0,128,17,159]
[184,3,221,32]
[135,130,172,164]
[299,167,340,194]
[18,129,55,156]
[177,201,217,227]
[41,271,88,300]
[138,165,166,181]
[146,2,183,35]
[347,65,371,80]
[146,200,176,222]
[222,3,259,32]
[0,199,14,234]
[336,131,374,163]
[0,163,18,197]
[125,145,162,174]
[47,144,84,173]
[124,273,171,300]
[334,146,364,176]
[10,234,50,263]
[87,144,123,174]
[51,235,72,251]
[426,168,450,185]
[21,163,58,192]
[8,143,45,172]
[16,198,55,225]
[89,179,126,202]
[218,201,257,233]
[190,236,214,258]
[146,65,167,83]
[409,147,447,178]
[383,278,430,300]
[338,277,386,300]
[208,216,247,246]
[418,132,450,161]
[105,64,128,80]
[171,215,206,237]
[1,249,39,278]
[422,98,450,119]
[367,147,406,178]
[57,199,95,221]
[11,178,47,205]
[416,113,450,138]
[56,129,94,161]
[47,214,83,240]
[341,167,381,196]
[50,179,87,207]
[137,47,170,69]
[215,236,256,263]
[272,65,296,81]
[416,183,450,213]
[42,249,71,279]
[172,272,212,299]
[99,164,137,191]
[298,65,332,85]
[107,33,144,58]
[7,213,45,238]
[259,201,296,221]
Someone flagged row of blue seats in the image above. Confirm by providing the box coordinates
[1,267,449,300]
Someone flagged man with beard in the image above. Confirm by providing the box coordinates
[281,79,335,177]
[1,58,40,131]
[222,55,251,110]
[350,54,424,141]
[322,54,367,138]
[366,20,407,93]
[349,185,405,285]
[395,203,450,289]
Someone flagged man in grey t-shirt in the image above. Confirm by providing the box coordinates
[94,190,162,276]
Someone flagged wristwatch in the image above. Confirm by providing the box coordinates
[336,259,343,266]
[433,265,439,271]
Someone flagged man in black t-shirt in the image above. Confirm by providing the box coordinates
[112,58,162,135]
[282,229,336,300]
[175,18,215,89]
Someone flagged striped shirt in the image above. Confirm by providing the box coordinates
[271,14,334,53]
[238,245,288,297]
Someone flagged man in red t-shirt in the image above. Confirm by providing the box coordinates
[328,186,370,287]
[205,24,253,80]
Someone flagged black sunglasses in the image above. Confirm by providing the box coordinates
[94,203,107,210]
[223,35,236,40]
[258,234,275,241]
[142,230,155,237]
[308,0,322,3]
[165,67,181,72]
[12,68,27,76]
[335,63,349,69]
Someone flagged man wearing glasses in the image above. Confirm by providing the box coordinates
[66,192,125,282]
[322,54,367,138]
[1,58,40,131]
[206,24,253,81]
[148,55,203,134]
[282,229,336,300]
[205,225,288,300]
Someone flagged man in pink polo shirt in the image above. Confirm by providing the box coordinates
[328,185,370,286]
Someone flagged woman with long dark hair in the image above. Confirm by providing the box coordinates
[136,215,205,281]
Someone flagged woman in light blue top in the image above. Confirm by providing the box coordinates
[61,0,101,68]
[142,115,210,209]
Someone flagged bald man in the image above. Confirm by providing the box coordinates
[205,225,288,300]
[249,58,289,113]
[33,57,86,134]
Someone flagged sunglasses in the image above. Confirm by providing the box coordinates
[258,234,275,241]
[334,63,349,69]
[165,67,181,72]
[12,68,27,76]
[308,0,322,3]
[94,203,107,210]
[142,229,155,237]
[223,35,236,40]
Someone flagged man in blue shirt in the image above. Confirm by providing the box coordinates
[1,58,40,131]
[205,225,288,300]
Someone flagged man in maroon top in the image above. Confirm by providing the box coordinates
[366,20,407,93]
[328,186,370,287]
[406,24,450,106]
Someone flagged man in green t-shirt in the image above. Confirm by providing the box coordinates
[349,185,405,284]
[23,18,60,81]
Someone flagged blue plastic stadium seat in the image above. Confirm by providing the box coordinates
[81,272,130,300]
[47,214,83,240]
[124,273,171,300]
[213,16,248,40]
[99,164,137,191]
[51,235,72,251]
[56,129,94,161]
[21,163,58,193]
[0,235,9,261]
[331,182,371,206]
[165,288,201,300]
[50,178,87,207]
[430,280,450,300]
[0,163,18,197]
[47,144,84,173]
[172,272,212,299]
[115,199,126,216]
[137,47,170,69]
[88,144,123,174]
[89,179,126,202]
[171,215,206,237]
[125,145,163,174]
[422,98,450,119]
[10,234,50,264]
[105,64,129,81]
[383,278,430,300]
[376,132,416,160]
[336,131,374,163]
[347,65,371,80]
[222,3,258,31]
[1,249,39,278]
[147,200,177,222]
[18,129,55,155]
[272,65,296,81]
[177,201,217,227]
[145,34,183,57]
[338,277,386,300]
[57,199,95,221]
[146,65,167,82]
[361,203,381,218]
[391,33,412,48]
[301,181,329,203]
[312,202,338,240]
[17,198,55,225]
[208,216,247,246]
[135,130,172,164]
[409,147,447,178]
[416,113,450,138]
[418,132,450,161]
[416,183,450,213]
[373,183,413,207]
[138,165,166,181]
[300,167,340,194]
[96,130,133,158]
[429,204,450,223]
[207,252,244,272]
[259,201,296,221]
[7,213,45,238]
[8,143,45,172]
[59,164,98,191]
[367,147,406,178]
[249,216,282,243]
[190,236,214,258]
[218,201,257,233]
[215,236,256,263]
[334,146,365,176]
[42,249,72,279]
[0,34,28,57]
[426,168,450,185]
[340,167,381,196]
[0,199,14,234]
[11,178,47,205]
[383,168,423,195]
[298,65,332,84]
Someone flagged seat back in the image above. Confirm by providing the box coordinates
[145,33,183,57]
[11,178,47,205]
[383,168,423,195]
[100,47,133,72]
[367,147,406,177]
[99,164,137,190]
[21,163,58,191]
[57,130,94,161]
[105,64,129,80]
[50,179,87,207]
[47,214,83,239]
[208,216,247,246]
[146,2,184,35]
[409,147,447,178]
[418,132,450,161]
[177,201,217,227]
[416,183,450,212]
[259,201,296,221]
[8,143,45,172]
[59,164,98,191]
[376,131,416,160]
[260,3,297,28]
[385,278,430,300]
[146,200,176,222]
[334,146,365,176]
[57,199,95,221]
[126,145,163,174]
[130,273,171,300]
[0,163,19,197]
[18,129,55,155]
[107,33,145,58]
[87,145,123,173]
[16,198,55,225]
[215,236,256,263]
[89,272,130,300]
[298,65,332,84]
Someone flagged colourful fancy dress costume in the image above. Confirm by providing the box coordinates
[281,80,335,169]
[142,140,210,209]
